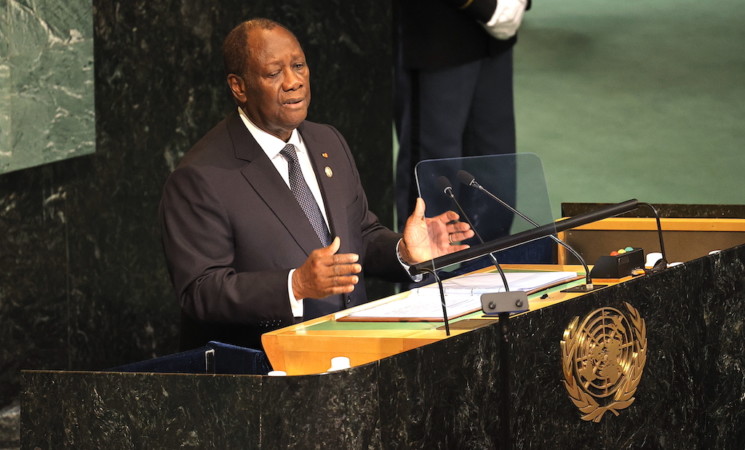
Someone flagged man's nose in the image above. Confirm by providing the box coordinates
[283,69,302,91]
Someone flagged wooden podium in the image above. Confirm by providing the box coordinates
[22,245,745,448]
[262,264,611,376]
[557,216,745,265]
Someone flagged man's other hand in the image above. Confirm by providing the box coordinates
[291,237,362,299]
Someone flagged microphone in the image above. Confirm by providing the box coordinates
[456,170,598,291]
[435,175,455,198]
[436,176,511,292]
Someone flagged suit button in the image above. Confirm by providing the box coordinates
[345,295,352,305]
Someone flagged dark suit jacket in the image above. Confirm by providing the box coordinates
[160,112,408,350]
[399,0,529,70]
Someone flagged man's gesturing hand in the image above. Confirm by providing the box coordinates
[291,237,362,300]
[399,198,474,265]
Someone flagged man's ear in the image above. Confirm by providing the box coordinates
[227,74,247,103]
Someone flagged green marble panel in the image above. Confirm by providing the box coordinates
[1,0,94,174]
[1,65,9,166]
[1,0,9,160]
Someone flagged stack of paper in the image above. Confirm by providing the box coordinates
[343,271,578,321]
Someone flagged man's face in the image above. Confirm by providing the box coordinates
[233,27,311,141]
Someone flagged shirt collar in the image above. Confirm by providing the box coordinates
[237,107,303,159]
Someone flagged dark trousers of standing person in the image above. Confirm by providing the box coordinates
[395,47,517,230]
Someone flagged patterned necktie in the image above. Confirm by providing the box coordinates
[280,144,331,247]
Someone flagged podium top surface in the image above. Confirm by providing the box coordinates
[262,264,627,375]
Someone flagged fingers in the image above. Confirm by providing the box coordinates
[292,237,363,299]
[446,227,472,241]
[313,238,360,274]
[435,210,474,246]
[447,220,471,233]
[310,251,361,278]
[326,275,359,293]
[447,228,475,243]
[319,236,341,256]
[439,210,460,223]
[310,258,361,296]
[329,252,359,265]
[312,259,361,293]
[329,261,362,276]
[412,197,426,219]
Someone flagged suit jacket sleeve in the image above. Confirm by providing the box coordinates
[443,0,497,22]
[159,161,295,328]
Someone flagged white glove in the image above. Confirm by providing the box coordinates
[482,0,528,40]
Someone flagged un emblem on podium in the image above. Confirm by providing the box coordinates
[560,302,647,422]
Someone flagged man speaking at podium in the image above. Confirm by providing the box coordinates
[159,19,473,351]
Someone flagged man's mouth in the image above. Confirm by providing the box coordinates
[284,98,304,106]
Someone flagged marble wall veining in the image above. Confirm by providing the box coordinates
[0,2,393,446]
[1,0,95,174]
[1,2,9,157]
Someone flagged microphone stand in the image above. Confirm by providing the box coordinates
[638,202,669,272]
[420,267,450,336]
[456,170,600,292]
[437,176,511,291]
[431,175,513,337]
[437,176,516,448]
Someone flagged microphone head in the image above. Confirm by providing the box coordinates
[456,170,476,187]
[435,176,453,195]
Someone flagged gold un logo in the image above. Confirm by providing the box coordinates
[560,302,647,422]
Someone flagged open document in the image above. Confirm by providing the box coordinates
[341,271,579,322]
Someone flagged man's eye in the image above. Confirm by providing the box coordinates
[294,63,305,70]
[268,72,280,78]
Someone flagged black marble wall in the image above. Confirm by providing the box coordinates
[0,0,393,442]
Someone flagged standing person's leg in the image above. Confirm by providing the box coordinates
[395,61,481,225]
[463,49,517,242]
[465,48,516,157]
[394,64,415,231]
[396,60,486,283]
[417,61,482,160]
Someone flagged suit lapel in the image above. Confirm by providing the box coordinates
[226,113,323,256]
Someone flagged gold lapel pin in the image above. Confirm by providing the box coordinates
[322,152,329,158]
[325,166,333,178]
